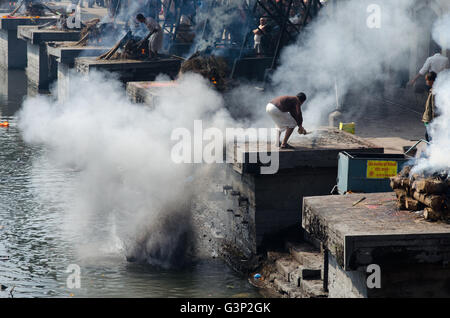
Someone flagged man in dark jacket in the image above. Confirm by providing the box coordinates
[423,71,437,142]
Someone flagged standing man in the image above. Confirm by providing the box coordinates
[266,93,308,149]
[423,71,437,142]
[409,48,449,87]
[253,17,268,56]
[136,13,163,58]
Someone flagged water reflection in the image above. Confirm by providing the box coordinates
[0,69,27,117]
[0,70,259,298]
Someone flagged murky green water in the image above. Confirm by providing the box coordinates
[0,70,259,298]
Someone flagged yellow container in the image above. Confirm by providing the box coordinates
[339,122,355,134]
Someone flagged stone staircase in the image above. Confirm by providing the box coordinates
[255,242,328,298]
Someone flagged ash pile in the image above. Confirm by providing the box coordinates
[391,166,450,221]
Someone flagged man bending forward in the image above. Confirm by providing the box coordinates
[266,93,307,149]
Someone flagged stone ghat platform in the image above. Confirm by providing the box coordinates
[47,42,108,65]
[126,81,178,105]
[75,56,183,83]
[0,16,57,69]
[303,192,450,297]
[193,129,384,273]
[229,128,384,174]
[17,26,81,44]
[47,42,109,101]
[17,26,81,90]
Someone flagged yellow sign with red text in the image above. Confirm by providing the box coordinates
[367,160,398,179]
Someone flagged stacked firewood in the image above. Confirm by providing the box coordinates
[390,166,450,221]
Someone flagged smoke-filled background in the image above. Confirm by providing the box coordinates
[269,0,420,127]
[224,0,434,130]
[412,14,450,175]
[16,0,449,267]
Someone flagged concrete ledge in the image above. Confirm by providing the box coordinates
[17,25,80,45]
[75,56,183,83]
[229,128,384,174]
[126,81,177,105]
[47,42,108,65]
[0,17,58,30]
[303,192,450,271]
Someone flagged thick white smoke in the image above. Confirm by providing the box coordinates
[18,71,234,268]
[432,13,450,50]
[412,70,450,175]
[193,0,248,53]
[271,0,421,127]
[411,14,450,175]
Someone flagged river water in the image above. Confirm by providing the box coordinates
[0,70,259,298]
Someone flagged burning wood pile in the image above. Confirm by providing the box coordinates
[8,1,56,17]
[180,51,228,91]
[98,30,151,60]
[72,18,117,46]
[391,166,450,221]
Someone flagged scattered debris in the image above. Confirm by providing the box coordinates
[352,197,366,206]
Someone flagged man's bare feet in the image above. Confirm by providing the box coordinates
[280,144,295,149]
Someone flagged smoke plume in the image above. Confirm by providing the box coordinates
[432,13,450,50]
[412,70,450,174]
[271,0,422,127]
[18,71,233,268]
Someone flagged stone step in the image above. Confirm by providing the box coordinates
[290,265,322,282]
[267,251,289,263]
[273,277,295,297]
[275,257,299,282]
[300,279,328,298]
[287,242,323,272]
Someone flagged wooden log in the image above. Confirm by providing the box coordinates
[412,191,445,211]
[399,165,412,178]
[405,198,423,211]
[390,176,412,190]
[10,0,24,16]
[424,208,441,221]
[390,177,402,189]
[394,189,407,199]
[412,179,447,194]
[98,32,130,60]
[397,200,406,210]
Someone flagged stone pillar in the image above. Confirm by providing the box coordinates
[0,29,27,69]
